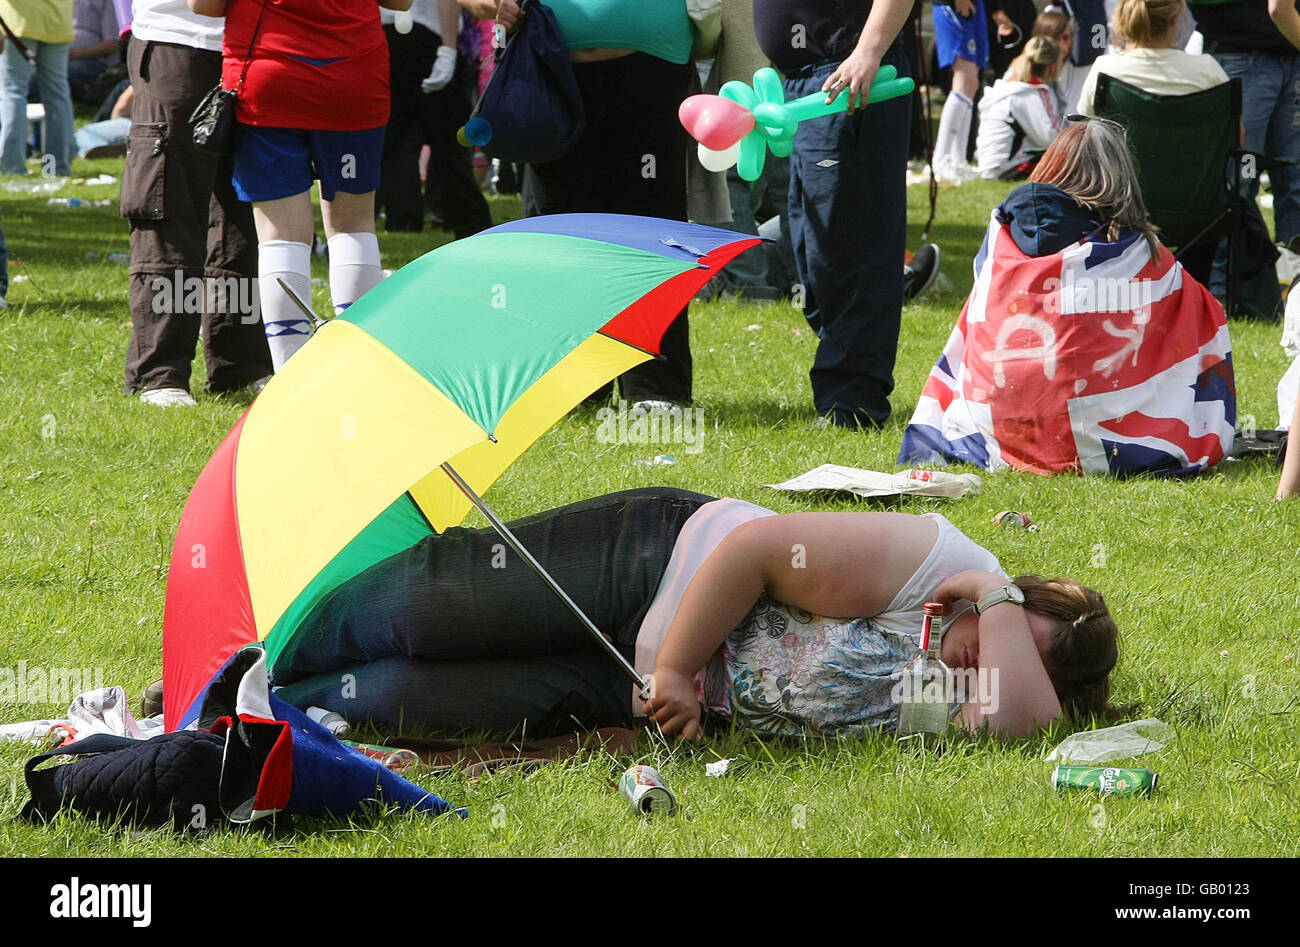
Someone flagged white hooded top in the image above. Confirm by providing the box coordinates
[975,77,1061,180]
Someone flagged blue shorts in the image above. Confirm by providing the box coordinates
[232,125,386,203]
[934,1,989,70]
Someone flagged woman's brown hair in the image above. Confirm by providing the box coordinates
[1013,574,1119,718]
[1028,120,1162,261]
[1032,7,1072,42]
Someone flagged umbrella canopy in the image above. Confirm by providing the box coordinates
[163,214,759,731]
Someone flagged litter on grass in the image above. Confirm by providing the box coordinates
[3,177,65,194]
[1045,718,1174,765]
[766,463,981,500]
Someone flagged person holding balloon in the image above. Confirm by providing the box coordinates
[744,0,915,431]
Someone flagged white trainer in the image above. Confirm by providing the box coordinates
[139,387,197,407]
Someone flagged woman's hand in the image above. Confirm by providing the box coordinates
[460,0,500,18]
[954,0,976,17]
[644,668,703,741]
[932,569,1007,611]
[496,0,521,34]
[822,46,881,114]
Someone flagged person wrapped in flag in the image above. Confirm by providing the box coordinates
[899,118,1235,475]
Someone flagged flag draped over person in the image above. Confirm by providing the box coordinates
[899,208,1236,475]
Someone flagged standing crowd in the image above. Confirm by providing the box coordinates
[1,0,1298,478]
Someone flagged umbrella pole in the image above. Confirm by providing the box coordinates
[439,463,649,692]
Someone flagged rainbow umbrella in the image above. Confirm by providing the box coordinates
[162,214,759,731]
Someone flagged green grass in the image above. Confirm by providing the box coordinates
[1,162,1298,858]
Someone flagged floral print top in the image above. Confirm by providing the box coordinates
[702,596,924,736]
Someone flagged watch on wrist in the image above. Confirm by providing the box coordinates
[974,583,1025,615]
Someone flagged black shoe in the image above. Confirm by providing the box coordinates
[903,243,941,302]
[815,409,888,432]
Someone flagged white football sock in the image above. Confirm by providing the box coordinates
[258,239,313,372]
[327,231,382,317]
[934,90,974,173]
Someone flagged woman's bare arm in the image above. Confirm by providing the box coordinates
[189,0,226,16]
[1279,385,1300,498]
[647,513,937,737]
[935,570,1062,737]
[1270,0,1300,51]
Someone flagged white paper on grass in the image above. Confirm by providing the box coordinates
[1045,718,1174,765]
[765,463,981,500]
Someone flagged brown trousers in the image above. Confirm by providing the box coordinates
[121,38,271,395]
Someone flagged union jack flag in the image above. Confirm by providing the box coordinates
[899,211,1236,475]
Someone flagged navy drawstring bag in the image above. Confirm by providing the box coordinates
[464,0,585,165]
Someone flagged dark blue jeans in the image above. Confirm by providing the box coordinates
[785,47,911,427]
[1214,49,1300,245]
[273,488,714,734]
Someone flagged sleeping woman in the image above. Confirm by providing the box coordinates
[272,487,1119,741]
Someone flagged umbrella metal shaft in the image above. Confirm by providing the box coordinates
[439,462,648,691]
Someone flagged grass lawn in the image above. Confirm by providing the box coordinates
[1,158,1297,860]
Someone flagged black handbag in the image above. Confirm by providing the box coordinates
[189,0,271,156]
[190,85,239,156]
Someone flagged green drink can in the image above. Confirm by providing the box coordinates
[1052,765,1158,796]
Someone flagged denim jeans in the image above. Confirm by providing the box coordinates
[0,40,74,175]
[74,116,129,157]
[273,488,715,734]
[1214,50,1300,244]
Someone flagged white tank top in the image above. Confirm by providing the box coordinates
[632,498,1007,716]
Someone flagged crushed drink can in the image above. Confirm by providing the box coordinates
[993,510,1033,530]
[342,740,420,771]
[619,764,677,815]
[1052,765,1158,796]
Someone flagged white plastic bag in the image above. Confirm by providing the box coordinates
[1044,718,1173,765]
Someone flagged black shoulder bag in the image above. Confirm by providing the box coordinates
[190,0,271,156]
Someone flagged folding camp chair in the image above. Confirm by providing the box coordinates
[1094,74,1274,320]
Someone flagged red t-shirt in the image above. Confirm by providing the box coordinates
[223,0,390,130]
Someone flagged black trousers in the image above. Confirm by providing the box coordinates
[786,48,911,427]
[376,24,491,240]
[273,488,715,734]
[121,39,271,395]
[526,53,694,404]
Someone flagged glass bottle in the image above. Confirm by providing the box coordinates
[896,603,952,737]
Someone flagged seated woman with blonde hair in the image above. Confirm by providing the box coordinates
[1075,0,1227,115]
[975,35,1063,180]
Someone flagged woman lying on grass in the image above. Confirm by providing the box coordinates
[273,488,1118,741]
